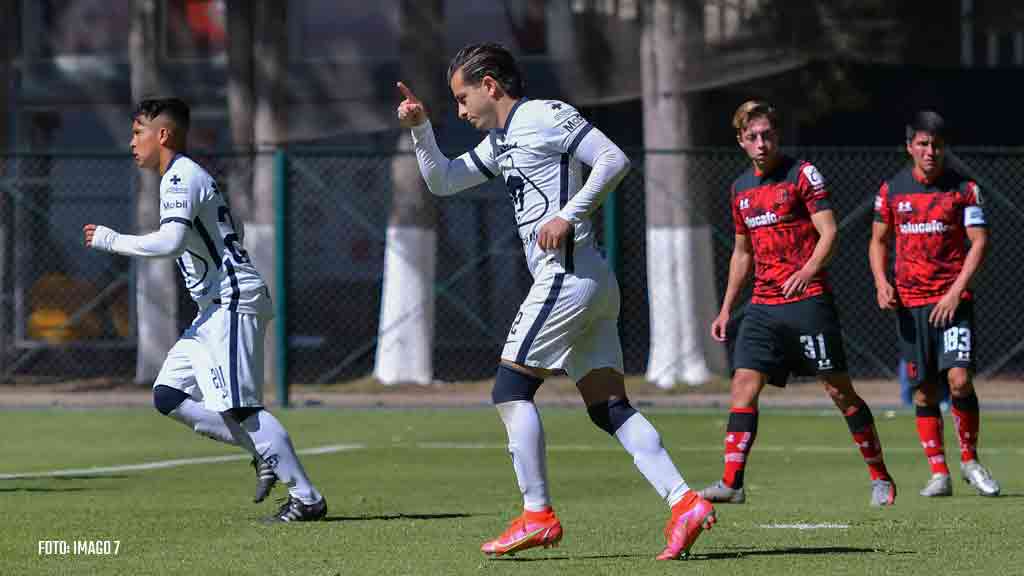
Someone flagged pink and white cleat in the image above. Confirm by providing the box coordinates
[481,508,563,557]
[656,491,716,560]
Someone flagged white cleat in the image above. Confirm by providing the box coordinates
[919,473,952,497]
[961,460,1000,497]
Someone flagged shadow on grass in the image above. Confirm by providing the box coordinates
[0,486,92,493]
[495,553,645,562]
[695,546,913,560]
[322,512,479,522]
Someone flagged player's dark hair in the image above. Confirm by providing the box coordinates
[134,98,191,132]
[447,43,524,98]
[905,110,946,142]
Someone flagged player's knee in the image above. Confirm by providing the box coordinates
[226,407,262,424]
[492,364,544,404]
[947,370,972,396]
[587,397,637,436]
[730,374,761,408]
[153,385,189,416]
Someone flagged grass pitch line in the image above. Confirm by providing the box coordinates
[759,523,850,530]
[415,442,1017,455]
[0,443,365,480]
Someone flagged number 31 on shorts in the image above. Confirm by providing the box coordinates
[800,333,828,360]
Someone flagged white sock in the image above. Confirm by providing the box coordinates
[226,410,322,505]
[496,400,550,511]
[168,398,239,446]
[614,412,689,507]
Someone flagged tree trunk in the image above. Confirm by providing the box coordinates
[642,0,724,388]
[225,0,254,223]
[130,0,178,384]
[248,0,287,390]
[374,0,443,385]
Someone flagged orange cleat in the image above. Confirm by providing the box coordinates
[481,508,563,557]
[656,491,716,560]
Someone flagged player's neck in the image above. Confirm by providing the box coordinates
[913,165,943,184]
[753,154,781,176]
[158,148,181,175]
[494,97,522,131]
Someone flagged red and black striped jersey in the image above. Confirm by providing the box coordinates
[874,166,986,307]
[731,155,832,305]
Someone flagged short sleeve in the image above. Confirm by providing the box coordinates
[732,186,749,235]
[159,168,199,225]
[797,162,831,213]
[874,182,892,225]
[963,180,987,227]
[539,101,593,155]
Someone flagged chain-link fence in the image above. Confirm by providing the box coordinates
[2,148,1022,383]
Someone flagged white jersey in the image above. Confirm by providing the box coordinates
[160,154,270,316]
[468,99,599,277]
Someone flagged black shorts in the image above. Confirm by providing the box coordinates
[732,294,848,387]
[898,300,975,387]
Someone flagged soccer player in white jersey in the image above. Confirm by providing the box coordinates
[397,43,716,560]
[83,98,326,522]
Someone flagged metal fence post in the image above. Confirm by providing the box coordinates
[273,149,289,408]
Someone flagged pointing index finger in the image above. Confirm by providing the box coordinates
[396,81,418,102]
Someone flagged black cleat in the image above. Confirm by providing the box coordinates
[251,456,278,503]
[265,496,328,523]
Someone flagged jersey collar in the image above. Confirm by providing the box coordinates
[166,152,186,173]
[501,97,528,134]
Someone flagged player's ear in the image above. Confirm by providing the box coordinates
[482,75,500,98]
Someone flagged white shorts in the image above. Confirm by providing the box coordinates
[501,248,624,382]
[153,305,266,412]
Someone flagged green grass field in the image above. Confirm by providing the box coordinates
[1,407,1020,575]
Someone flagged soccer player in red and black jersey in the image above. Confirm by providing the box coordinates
[699,101,896,507]
[869,111,1000,498]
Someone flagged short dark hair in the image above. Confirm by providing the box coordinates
[906,110,945,141]
[447,43,524,98]
[134,98,191,132]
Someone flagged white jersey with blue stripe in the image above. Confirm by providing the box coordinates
[159,155,270,315]
[468,99,597,278]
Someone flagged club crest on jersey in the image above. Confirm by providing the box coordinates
[774,185,790,206]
